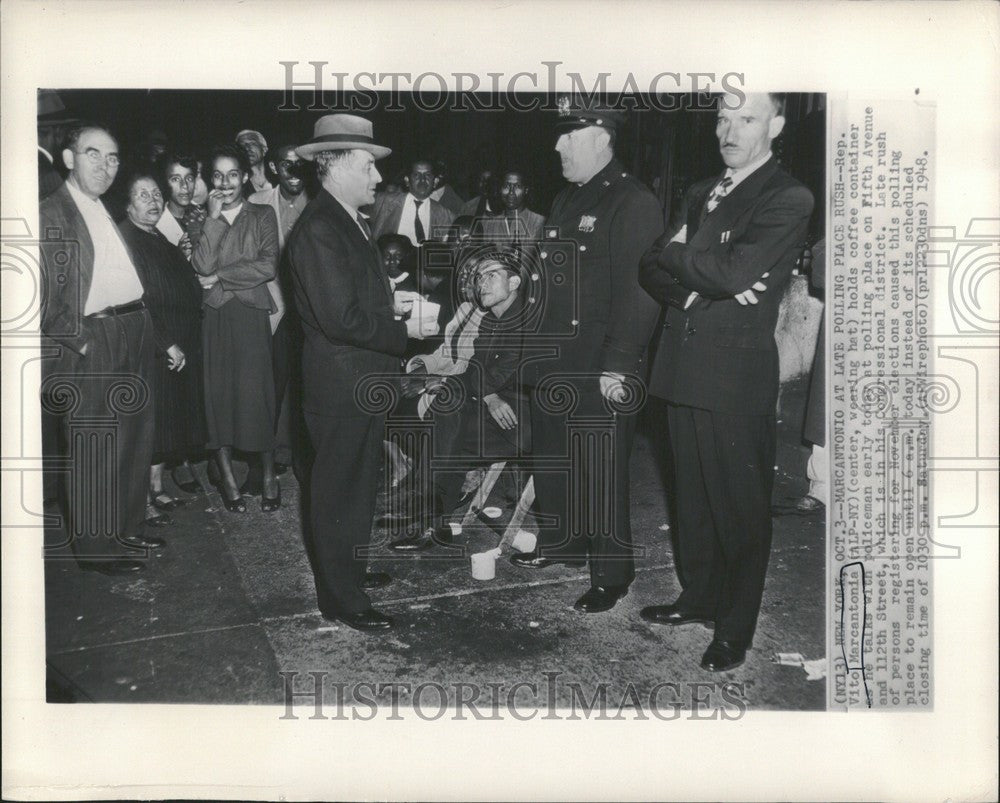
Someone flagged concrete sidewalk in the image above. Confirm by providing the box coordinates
[44,382,825,711]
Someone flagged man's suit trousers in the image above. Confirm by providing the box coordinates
[304,410,384,615]
[530,378,638,589]
[44,309,155,561]
[666,403,776,647]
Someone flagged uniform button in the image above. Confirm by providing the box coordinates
[687,327,696,335]
[571,319,579,326]
[579,245,587,252]
[540,251,548,259]
[665,322,671,329]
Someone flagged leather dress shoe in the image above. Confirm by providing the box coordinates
[640,603,713,628]
[574,585,628,613]
[362,571,392,589]
[700,640,747,672]
[510,551,586,570]
[79,558,146,576]
[323,608,394,632]
[119,532,166,550]
[145,511,173,528]
[389,523,452,552]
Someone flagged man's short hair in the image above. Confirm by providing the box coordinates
[409,157,435,173]
[209,143,251,175]
[473,246,524,281]
[500,167,531,187]
[64,122,116,154]
[313,148,355,179]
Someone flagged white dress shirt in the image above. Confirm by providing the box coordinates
[397,193,432,246]
[677,151,774,308]
[66,180,145,314]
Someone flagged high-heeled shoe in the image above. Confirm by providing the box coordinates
[215,481,246,513]
[261,485,281,513]
[222,493,247,513]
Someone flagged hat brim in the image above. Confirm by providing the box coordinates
[296,141,392,161]
[554,119,618,134]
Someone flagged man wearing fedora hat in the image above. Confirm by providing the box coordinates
[510,97,663,614]
[287,114,437,632]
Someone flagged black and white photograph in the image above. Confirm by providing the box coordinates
[3,1,997,801]
[35,85,827,710]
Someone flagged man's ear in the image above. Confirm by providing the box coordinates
[509,274,522,292]
[768,114,786,141]
[267,161,277,175]
[62,148,75,171]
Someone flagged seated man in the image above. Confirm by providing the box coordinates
[389,249,529,552]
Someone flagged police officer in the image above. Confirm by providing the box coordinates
[510,98,663,613]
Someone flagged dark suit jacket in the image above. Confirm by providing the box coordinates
[38,182,141,360]
[38,150,63,200]
[287,188,408,417]
[369,191,455,242]
[528,159,664,383]
[640,157,814,416]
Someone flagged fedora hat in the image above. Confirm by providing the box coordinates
[296,114,391,161]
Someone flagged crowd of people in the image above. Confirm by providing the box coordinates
[38,91,815,673]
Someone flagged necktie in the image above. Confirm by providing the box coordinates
[705,175,734,215]
[413,200,427,243]
[356,212,371,240]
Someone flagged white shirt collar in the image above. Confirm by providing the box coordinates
[333,194,361,221]
[65,177,108,212]
[724,150,773,188]
[39,146,54,164]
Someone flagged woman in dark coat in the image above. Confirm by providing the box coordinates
[192,145,281,512]
[119,173,207,519]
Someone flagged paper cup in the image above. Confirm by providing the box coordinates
[471,549,499,581]
[511,529,537,553]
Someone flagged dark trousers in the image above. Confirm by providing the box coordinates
[304,410,383,615]
[43,309,155,560]
[529,379,638,589]
[666,403,776,647]
[416,391,523,526]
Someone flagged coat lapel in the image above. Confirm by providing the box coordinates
[326,191,393,297]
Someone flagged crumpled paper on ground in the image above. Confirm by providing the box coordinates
[772,652,827,680]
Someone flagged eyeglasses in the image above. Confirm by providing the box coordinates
[75,148,120,167]
[133,189,163,203]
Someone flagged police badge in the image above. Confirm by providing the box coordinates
[578,215,596,233]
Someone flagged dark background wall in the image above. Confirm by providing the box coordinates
[48,89,825,241]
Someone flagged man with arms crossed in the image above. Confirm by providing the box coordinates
[638,92,814,671]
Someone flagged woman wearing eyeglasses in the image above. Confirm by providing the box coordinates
[119,173,207,524]
[192,145,281,512]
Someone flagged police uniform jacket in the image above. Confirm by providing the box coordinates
[528,159,663,384]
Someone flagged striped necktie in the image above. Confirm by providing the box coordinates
[705,175,734,214]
